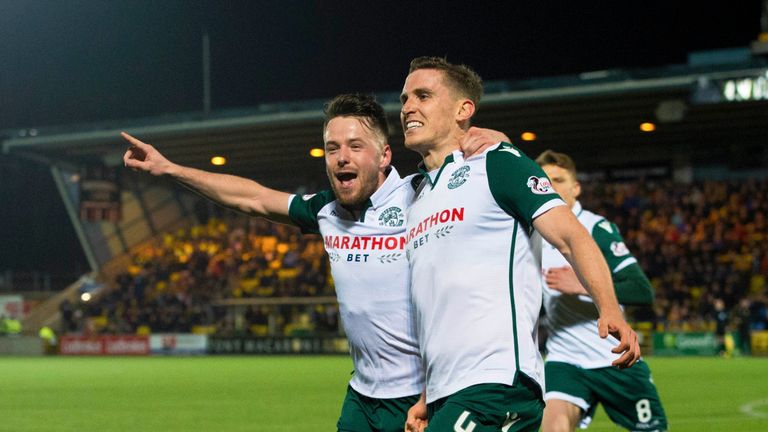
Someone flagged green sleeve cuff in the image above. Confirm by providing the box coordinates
[613,263,654,305]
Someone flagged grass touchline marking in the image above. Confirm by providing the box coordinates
[740,399,768,419]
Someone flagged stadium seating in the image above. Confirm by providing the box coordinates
[580,178,768,333]
[60,179,768,340]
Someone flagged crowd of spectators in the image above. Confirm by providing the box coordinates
[61,216,336,337]
[60,178,768,343]
[581,178,768,336]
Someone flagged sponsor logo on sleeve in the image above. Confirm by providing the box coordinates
[447,165,471,189]
[526,176,555,195]
[610,241,630,256]
[301,194,316,201]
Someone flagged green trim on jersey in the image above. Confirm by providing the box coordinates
[485,142,560,373]
[356,199,373,223]
[613,265,654,305]
[288,190,336,234]
[590,219,654,305]
[509,221,520,372]
[590,220,631,271]
[289,190,373,227]
[485,142,560,232]
[418,154,455,190]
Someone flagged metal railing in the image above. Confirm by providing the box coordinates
[0,270,80,293]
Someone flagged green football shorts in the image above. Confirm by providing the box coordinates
[425,373,544,432]
[337,385,420,432]
[545,360,668,431]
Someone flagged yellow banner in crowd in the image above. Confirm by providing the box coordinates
[751,331,768,356]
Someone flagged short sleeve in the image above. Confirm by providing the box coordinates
[486,142,565,230]
[288,190,335,234]
[590,220,637,272]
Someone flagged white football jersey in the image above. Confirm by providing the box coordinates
[542,201,638,368]
[289,167,423,398]
[406,143,565,403]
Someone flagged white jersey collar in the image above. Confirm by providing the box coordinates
[368,166,403,209]
[451,149,465,165]
[572,200,583,217]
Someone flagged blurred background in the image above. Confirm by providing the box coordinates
[1,0,767,359]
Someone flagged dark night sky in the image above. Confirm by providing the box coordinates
[1,0,763,129]
[0,0,763,276]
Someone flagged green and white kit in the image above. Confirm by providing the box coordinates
[406,142,564,404]
[289,167,424,399]
[542,201,667,431]
[542,201,638,368]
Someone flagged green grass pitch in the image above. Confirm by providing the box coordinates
[1,356,767,431]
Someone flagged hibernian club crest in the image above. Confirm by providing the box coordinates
[447,166,471,189]
[378,206,405,227]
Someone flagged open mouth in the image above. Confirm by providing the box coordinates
[335,172,357,188]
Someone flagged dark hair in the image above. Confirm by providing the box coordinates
[535,149,577,178]
[408,56,483,104]
[323,93,389,140]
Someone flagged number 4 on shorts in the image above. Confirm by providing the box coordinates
[501,412,519,432]
[454,411,476,432]
[453,411,519,432]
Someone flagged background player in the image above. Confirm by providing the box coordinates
[536,149,668,432]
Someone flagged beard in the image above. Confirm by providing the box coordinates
[327,167,380,210]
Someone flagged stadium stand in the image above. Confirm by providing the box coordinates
[2,47,767,355]
[60,216,337,337]
[51,178,766,342]
[580,179,768,335]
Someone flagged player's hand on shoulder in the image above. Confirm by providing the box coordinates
[460,126,510,158]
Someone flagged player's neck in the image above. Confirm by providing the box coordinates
[422,137,459,171]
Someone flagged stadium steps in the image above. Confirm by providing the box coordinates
[20,253,132,336]
[20,272,97,335]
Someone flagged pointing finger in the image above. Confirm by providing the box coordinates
[120,131,149,149]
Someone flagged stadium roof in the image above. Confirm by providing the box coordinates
[3,49,768,189]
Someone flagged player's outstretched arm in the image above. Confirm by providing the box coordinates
[533,205,641,368]
[122,132,292,223]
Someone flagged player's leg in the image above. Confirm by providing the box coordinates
[371,394,420,432]
[541,399,582,432]
[425,377,544,432]
[338,385,374,432]
[585,361,668,431]
[542,361,595,432]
